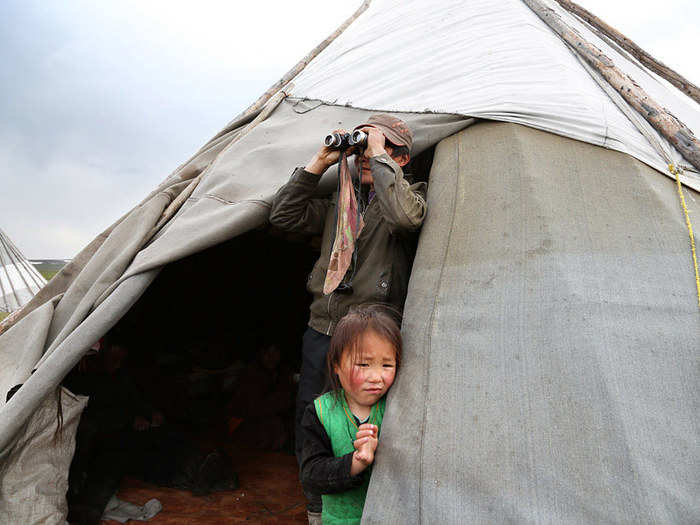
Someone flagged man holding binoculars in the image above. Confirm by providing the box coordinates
[269,114,427,519]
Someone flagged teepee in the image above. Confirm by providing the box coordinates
[0,229,46,313]
[1,0,699,523]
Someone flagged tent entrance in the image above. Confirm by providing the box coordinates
[66,144,436,523]
[66,229,317,523]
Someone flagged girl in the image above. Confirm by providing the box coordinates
[300,304,402,525]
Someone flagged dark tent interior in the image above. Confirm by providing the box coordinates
[61,146,435,524]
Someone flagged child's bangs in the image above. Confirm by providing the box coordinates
[330,307,402,366]
[329,314,369,366]
[367,317,402,369]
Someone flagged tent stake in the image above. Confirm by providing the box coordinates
[521,0,700,173]
[554,0,700,105]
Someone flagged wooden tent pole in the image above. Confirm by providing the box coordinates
[230,0,372,124]
[554,0,700,105]
[521,0,700,172]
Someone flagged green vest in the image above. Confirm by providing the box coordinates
[314,391,385,525]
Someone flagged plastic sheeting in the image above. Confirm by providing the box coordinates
[364,121,700,524]
[290,0,700,185]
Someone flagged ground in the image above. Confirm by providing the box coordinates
[100,447,306,525]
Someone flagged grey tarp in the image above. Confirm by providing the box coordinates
[0,99,471,456]
[364,122,700,524]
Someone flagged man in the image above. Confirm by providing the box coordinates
[269,114,426,521]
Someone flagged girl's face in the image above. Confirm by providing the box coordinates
[334,330,397,414]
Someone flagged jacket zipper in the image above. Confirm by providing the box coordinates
[326,292,334,335]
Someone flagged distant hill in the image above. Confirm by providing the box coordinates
[30,259,70,281]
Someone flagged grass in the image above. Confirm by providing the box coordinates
[33,260,68,282]
[0,311,8,322]
[40,270,59,281]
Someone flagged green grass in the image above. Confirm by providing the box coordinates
[0,311,8,322]
[33,260,68,282]
[40,270,59,281]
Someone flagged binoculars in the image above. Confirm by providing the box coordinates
[324,130,368,149]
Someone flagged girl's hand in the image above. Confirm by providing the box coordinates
[354,423,377,444]
[350,424,378,475]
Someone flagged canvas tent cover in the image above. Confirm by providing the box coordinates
[289,0,700,187]
[1,0,699,523]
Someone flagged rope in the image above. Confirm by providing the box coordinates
[670,164,700,307]
[553,0,700,307]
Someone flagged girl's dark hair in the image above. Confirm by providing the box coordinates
[326,304,402,399]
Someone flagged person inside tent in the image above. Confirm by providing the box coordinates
[269,114,426,521]
[64,338,239,524]
[225,343,296,451]
[64,339,165,524]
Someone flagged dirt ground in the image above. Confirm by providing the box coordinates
[101,447,306,524]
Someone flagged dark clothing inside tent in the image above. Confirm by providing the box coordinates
[294,328,330,462]
[63,229,322,523]
[225,348,296,451]
[64,360,239,524]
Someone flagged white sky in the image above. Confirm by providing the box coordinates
[1,0,698,258]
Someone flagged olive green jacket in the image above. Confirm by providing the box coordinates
[269,153,427,335]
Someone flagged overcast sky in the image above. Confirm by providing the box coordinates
[2,0,698,259]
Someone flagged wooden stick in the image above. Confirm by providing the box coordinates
[554,0,700,105]
[521,0,700,172]
[230,0,372,124]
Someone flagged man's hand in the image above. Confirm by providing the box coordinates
[350,423,379,476]
[362,127,386,158]
[306,128,348,175]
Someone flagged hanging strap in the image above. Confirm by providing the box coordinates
[669,164,700,307]
[324,152,365,294]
